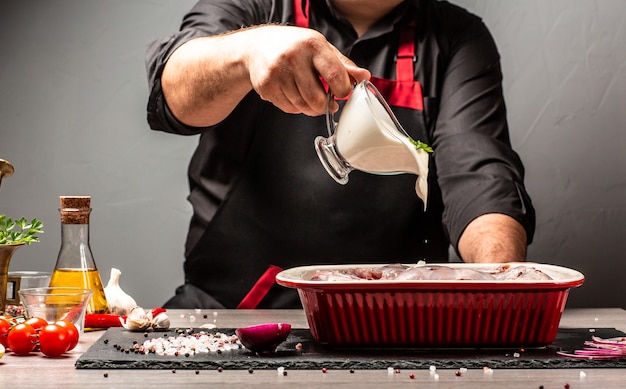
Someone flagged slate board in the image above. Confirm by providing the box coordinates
[75,327,626,370]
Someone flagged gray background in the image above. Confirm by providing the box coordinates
[1,1,624,309]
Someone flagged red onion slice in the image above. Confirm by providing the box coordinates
[235,323,292,355]
[558,336,626,360]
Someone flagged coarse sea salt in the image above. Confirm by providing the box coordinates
[142,331,241,356]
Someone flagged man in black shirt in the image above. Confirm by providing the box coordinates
[146,0,535,309]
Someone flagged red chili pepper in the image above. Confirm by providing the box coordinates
[84,314,123,329]
[84,308,167,329]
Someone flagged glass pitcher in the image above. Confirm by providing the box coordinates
[314,80,430,207]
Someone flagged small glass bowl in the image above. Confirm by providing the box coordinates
[19,287,93,333]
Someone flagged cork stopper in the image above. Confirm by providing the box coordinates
[59,196,91,224]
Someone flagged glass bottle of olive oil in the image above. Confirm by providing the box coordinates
[49,196,109,314]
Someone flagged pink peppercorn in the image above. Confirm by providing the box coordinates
[409,374,415,379]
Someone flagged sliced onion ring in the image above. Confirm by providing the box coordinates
[558,336,626,360]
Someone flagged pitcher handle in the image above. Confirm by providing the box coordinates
[325,91,336,137]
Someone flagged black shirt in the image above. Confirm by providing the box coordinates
[145,0,535,308]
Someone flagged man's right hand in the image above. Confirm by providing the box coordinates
[243,25,370,116]
[161,25,370,127]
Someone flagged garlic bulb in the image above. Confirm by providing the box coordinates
[104,267,138,315]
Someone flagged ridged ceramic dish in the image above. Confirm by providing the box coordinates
[276,263,584,347]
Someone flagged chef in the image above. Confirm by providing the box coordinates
[145,0,535,309]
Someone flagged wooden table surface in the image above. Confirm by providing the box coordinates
[1,308,625,388]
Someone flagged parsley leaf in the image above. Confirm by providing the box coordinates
[0,215,44,245]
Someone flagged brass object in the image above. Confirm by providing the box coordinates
[0,243,23,315]
[0,159,14,190]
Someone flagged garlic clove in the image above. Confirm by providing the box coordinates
[121,306,151,331]
[127,306,147,318]
[104,267,138,316]
[121,317,151,331]
[150,312,171,331]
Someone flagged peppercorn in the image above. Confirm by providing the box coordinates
[103,372,108,378]
[195,370,200,375]
[217,367,223,372]
[248,368,254,374]
[322,367,328,373]
[409,373,415,379]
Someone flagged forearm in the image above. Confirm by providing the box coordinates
[457,213,528,263]
[160,25,370,128]
[161,34,252,127]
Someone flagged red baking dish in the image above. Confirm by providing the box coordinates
[276,263,584,347]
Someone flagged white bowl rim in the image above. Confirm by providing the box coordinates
[18,286,93,296]
[276,262,585,289]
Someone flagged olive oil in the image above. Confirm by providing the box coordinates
[51,196,109,315]
[49,268,109,314]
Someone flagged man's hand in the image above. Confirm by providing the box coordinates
[244,26,370,116]
[458,213,528,263]
[161,25,370,127]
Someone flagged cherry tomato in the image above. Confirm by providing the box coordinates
[39,324,71,357]
[0,317,11,348]
[7,323,37,355]
[25,317,49,332]
[54,320,79,351]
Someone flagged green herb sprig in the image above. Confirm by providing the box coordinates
[408,138,434,153]
[0,215,44,245]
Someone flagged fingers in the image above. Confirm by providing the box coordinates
[259,77,328,116]
[247,26,369,116]
[323,48,371,98]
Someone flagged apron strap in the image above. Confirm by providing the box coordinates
[294,0,309,28]
[395,21,416,82]
[293,0,416,86]
[237,265,283,309]
[370,76,423,111]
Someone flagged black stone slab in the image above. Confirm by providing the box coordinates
[75,327,626,370]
